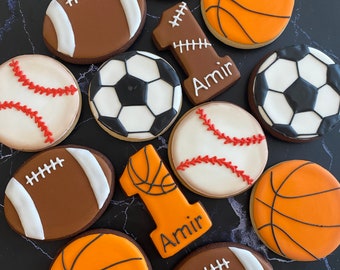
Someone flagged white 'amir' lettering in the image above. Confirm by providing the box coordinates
[193,62,233,96]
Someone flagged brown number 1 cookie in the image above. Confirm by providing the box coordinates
[153,1,240,105]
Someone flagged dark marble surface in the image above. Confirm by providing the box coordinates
[0,0,340,269]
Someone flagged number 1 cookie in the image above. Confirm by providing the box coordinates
[0,54,81,151]
[153,2,240,105]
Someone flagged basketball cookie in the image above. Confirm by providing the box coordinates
[120,144,212,258]
[43,0,146,64]
[201,0,294,49]
[248,44,340,142]
[4,145,114,240]
[250,160,340,261]
[168,101,268,198]
[153,1,240,105]
[89,51,182,142]
[0,54,81,152]
[174,242,272,270]
[50,229,151,270]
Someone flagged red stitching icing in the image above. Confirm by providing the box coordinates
[176,155,253,185]
[196,108,265,146]
[9,60,78,97]
[0,101,54,143]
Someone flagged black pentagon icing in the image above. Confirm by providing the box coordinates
[273,123,298,138]
[115,75,148,106]
[277,44,310,61]
[254,72,269,106]
[98,116,128,137]
[327,64,340,94]
[89,72,102,101]
[114,50,138,62]
[284,78,318,113]
[150,108,177,136]
[156,58,180,86]
[317,114,340,136]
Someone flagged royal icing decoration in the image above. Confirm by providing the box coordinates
[51,230,151,270]
[0,54,81,151]
[249,44,340,142]
[4,146,114,240]
[120,145,212,258]
[201,0,294,48]
[153,1,240,105]
[250,160,340,261]
[89,51,182,142]
[169,102,267,198]
[43,0,146,64]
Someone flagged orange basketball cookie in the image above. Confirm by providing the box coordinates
[50,229,152,270]
[201,0,295,49]
[250,160,340,261]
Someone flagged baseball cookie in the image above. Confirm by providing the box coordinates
[248,44,340,142]
[201,0,294,49]
[250,160,340,261]
[89,51,182,142]
[153,1,240,105]
[168,102,268,198]
[174,242,272,270]
[43,0,146,64]
[120,144,212,258]
[4,145,114,240]
[51,229,151,270]
[0,54,81,152]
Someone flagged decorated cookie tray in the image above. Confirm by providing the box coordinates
[1,0,340,269]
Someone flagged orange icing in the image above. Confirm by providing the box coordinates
[120,144,212,258]
[51,231,150,269]
[201,0,294,46]
[250,160,340,261]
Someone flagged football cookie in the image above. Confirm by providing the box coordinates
[168,101,268,198]
[153,1,240,105]
[248,44,340,142]
[250,160,340,261]
[120,144,212,258]
[201,0,294,49]
[4,145,114,240]
[89,51,182,142]
[43,0,147,64]
[174,242,272,270]
[51,229,151,270]
[0,54,81,152]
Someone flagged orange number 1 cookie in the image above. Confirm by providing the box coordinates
[120,144,212,258]
[153,2,240,105]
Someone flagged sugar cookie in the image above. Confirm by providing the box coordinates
[43,0,147,64]
[0,54,81,151]
[51,229,151,270]
[169,102,268,198]
[248,44,340,142]
[89,51,182,142]
[201,0,294,49]
[250,160,340,261]
[4,145,114,240]
[153,1,240,105]
[175,242,272,270]
[120,144,212,258]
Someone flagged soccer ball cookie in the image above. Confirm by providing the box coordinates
[51,230,151,270]
[174,242,272,270]
[250,160,340,261]
[248,44,340,142]
[4,145,114,240]
[0,54,81,152]
[201,0,294,49]
[43,0,147,64]
[89,51,182,142]
[168,101,268,198]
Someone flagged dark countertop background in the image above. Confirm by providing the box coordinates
[0,0,340,269]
